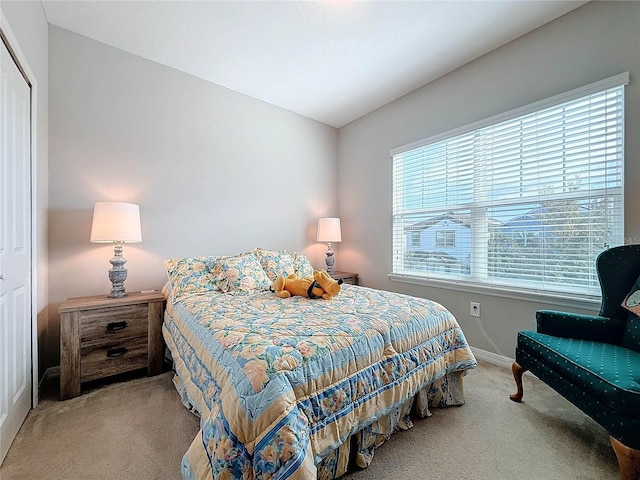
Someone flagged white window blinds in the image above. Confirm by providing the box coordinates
[392,74,627,296]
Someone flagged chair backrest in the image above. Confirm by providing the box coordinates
[596,244,640,320]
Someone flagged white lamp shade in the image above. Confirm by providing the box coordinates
[317,217,342,242]
[90,202,142,243]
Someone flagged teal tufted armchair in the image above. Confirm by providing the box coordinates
[510,245,640,480]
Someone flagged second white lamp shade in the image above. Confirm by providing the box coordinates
[316,217,342,243]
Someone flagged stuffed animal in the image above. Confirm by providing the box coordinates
[272,269,343,300]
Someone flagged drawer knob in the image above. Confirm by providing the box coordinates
[106,321,127,333]
[106,346,128,358]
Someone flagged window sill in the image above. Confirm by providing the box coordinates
[388,273,601,311]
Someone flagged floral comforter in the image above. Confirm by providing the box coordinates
[163,284,477,479]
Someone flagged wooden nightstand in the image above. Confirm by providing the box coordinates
[331,271,359,285]
[59,291,165,400]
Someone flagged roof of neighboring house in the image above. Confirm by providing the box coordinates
[501,204,589,230]
[407,251,462,262]
[501,206,550,229]
[405,212,470,231]
[405,211,499,231]
[407,203,592,233]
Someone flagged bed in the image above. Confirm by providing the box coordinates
[162,249,477,480]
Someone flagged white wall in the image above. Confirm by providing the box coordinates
[1,1,49,379]
[47,26,338,368]
[338,1,640,358]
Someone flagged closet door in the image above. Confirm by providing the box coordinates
[0,35,32,464]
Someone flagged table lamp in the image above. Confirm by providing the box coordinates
[90,202,142,298]
[317,217,341,275]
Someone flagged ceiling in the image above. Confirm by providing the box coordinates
[40,0,588,128]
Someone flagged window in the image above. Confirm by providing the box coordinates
[410,231,421,248]
[435,230,456,247]
[392,74,627,297]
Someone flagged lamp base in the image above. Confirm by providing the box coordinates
[108,242,128,298]
[108,284,128,298]
[325,246,335,276]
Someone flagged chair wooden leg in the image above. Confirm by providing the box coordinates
[509,362,526,402]
[611,436,640,480]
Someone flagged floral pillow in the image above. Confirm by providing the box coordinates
[622,274,640,313]
[211,253,271,293]
[252,247,296,282]
[291,251,314,278]
[621,274,640,352]
[163,256,218,303]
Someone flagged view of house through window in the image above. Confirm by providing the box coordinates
[392,75,627,296]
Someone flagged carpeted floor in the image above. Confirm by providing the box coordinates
[0,360,620,480]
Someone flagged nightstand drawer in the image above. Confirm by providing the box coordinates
[79,304,148,346]
[80,335,149,382]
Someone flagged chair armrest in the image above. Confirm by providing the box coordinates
[536,310,626,344]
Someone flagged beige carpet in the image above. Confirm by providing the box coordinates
[0,361,620,480]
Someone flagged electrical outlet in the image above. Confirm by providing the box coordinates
[470,302,481,318]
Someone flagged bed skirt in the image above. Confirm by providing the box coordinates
[173,369,466,480]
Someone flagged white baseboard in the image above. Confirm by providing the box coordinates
[470,346,514,368]
[471,346,538,379]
